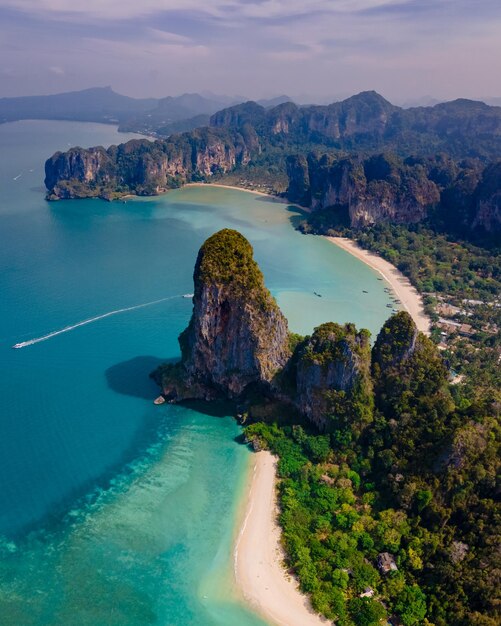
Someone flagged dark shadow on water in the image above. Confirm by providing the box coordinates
[181,398,237,418]
[254,194,287,205]
[7,356,181,541]
[233,432,248,446]
[285,204,309,229]
[6,357,243,541]
[8,408,167,541]
[105,355,173,399]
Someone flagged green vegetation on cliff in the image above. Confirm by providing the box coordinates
[244,312,500,626]
[159,229,289,400]
[289,323,374,437]
[152,229,498,625]
[194,229,265,293]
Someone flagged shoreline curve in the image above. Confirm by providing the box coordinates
[234,450,328,626]
[325,236,431,335]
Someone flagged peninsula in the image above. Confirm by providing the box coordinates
[151,228,498,626]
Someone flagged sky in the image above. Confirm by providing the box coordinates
[1,0,501,103]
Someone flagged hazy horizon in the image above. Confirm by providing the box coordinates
[1,1,501,103]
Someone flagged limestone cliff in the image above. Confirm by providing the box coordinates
[156,229,290,401]
[372,311,453,423]
[472,161,501,233]
[291,323,373,432]
[211,91,501,156]
[289,152,501,237]
[44,128,255,200]
[287,153,440,228]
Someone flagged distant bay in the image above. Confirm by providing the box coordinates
[0,120,396,625]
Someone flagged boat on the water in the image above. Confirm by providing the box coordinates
[313,291,322,297]
[12,343,24,349]
[182,293,194,298]
[363,290,368,293]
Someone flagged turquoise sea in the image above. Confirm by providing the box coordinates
[0,121,397,625]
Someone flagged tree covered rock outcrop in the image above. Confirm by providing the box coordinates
[291,322,373,433]
[45,127,254,200]
[290,152,501,237]
[371,312,454,474]
[155,229,290,400]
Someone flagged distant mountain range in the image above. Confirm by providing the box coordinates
[0,87,501,144]
[0,87,293,136]
[44,90,501,240]
[0,87,156,125]
[210,91,501,158]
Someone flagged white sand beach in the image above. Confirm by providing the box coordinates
[325,236,431,334]
[235,451,329,626]
[186,182,280,199]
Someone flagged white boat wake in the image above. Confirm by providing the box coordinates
[12,295,182,349]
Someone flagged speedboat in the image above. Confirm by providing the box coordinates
[182,293,194,299]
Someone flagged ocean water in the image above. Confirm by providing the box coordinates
[0,121,396,625]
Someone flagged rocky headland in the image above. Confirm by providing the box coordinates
[152,228,433,436]
[44,127,255,200]
[44,91,501,236]
[153,229,290,401]
[288,152,501,234]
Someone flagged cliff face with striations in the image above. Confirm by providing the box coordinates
[288,153,441,227]
[472,161,501,233]
[289,152,501,236]
[210,91,501,156]
[156,229,290,401]
[292,323,373,432]
[45,128,255,200]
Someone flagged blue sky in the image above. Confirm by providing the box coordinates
[1,0,500,102]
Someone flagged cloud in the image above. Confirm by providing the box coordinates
[0,0,500,100]
[0,0,232,21]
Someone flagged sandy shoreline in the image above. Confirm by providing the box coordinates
[186,182,284,200]
[325,236,430,334]
[188,188,429,337]
[235,451,328,626]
